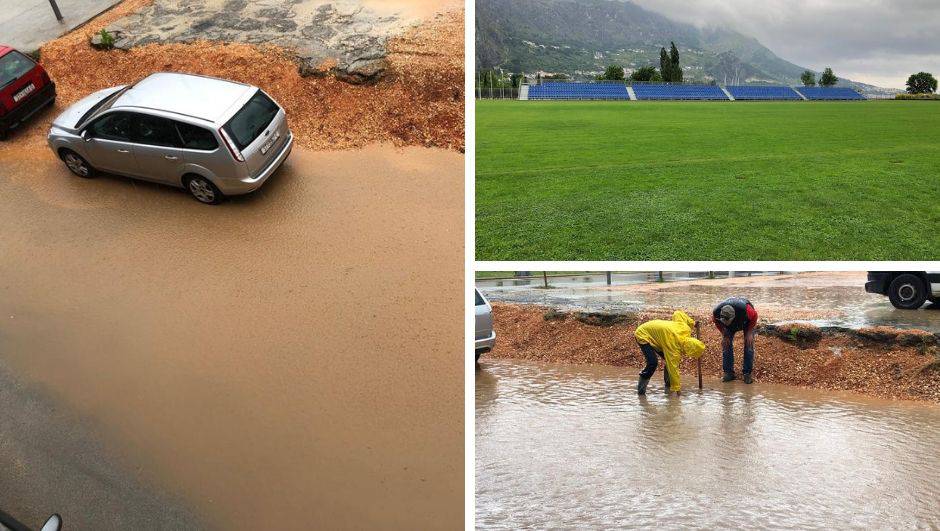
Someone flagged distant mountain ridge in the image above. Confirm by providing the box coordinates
[476,0,890,93]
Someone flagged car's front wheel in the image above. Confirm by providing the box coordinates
[60,149,94,178]
[888,274,928,309]
[185,175,223,205]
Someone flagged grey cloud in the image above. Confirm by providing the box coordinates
[629,0,940,88]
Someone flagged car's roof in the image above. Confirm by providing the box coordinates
[112,72,255,123]
[0,45,14,56]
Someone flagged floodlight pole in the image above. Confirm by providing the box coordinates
[48,0,64,21]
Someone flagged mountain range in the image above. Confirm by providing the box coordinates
[475,0,891,93]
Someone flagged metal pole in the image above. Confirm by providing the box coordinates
[48,0,64,21]
[606,271,612,285]
[543,272,548,289]
[696,322,703,390]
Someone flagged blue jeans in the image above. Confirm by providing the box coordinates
[638,342,670,387]
[722,329,755,375]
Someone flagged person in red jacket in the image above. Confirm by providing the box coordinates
[712,297,758,384]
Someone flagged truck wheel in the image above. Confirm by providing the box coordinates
[887,274,928,309]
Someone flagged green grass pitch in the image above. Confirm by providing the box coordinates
[475,100,940,260]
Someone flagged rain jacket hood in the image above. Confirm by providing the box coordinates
[634,310,704,392]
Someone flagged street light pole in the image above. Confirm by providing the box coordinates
[48,0,64,22]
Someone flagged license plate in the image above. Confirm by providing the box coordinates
[260,131,280,155]
[13,83,35,103]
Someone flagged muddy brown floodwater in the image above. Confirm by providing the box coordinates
[476,360,940,529]
[0,145,463,528]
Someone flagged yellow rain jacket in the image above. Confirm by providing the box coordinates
[634,310,706,392]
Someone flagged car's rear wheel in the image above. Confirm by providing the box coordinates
[888,274,928,309]
[185,175,223,205]
[60,149,94,178]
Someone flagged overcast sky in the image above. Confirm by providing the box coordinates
[630,0,940,88]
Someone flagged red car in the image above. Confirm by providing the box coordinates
[0,45,56,139]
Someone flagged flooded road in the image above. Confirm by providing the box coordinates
[476,359,940,529]
[0,145,463,529]
[478,272,940,332]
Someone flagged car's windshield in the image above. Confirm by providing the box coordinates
[0,51,35,88]
[77,86,131,129]
[475,290,486,306]
[223,90,279,151]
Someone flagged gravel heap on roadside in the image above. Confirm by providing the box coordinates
[489,302,940,402]
[5,0,463,152]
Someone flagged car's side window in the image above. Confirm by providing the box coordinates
[175,121,219,151]
[132,113,182,148]
[89,112,134,142]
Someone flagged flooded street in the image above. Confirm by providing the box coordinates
[478,272,940,332]
[0,145,463,529]
[476,359,940,529]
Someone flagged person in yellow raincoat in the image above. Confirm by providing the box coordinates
[634,310,706,395]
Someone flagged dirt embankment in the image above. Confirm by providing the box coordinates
[3,0,463,153]
[489,302,940,402]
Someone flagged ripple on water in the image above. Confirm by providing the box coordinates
[476,360,940,529]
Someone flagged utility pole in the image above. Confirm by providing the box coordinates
[48,0,64,22]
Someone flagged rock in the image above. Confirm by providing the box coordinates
[543,309,567,321]
[101,0,420,84]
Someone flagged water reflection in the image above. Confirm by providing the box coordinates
[478,276,940,333]
[476,360,940,529]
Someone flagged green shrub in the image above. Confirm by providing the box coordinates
[895,93,940,100]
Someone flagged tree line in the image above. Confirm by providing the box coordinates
[596,41,684,83]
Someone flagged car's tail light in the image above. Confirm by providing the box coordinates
[218,127,244,162]
[40,70,51,85]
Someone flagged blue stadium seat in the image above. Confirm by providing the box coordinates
[631,84,729,101]
[726,85,801,101]
[527,82,630,100]
[793,87,865,100]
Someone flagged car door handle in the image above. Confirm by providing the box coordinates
[164,155,179,160]
[117,149,130,153]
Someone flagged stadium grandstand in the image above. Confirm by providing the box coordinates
[516,81,866,101]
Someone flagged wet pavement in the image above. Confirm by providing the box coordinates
[0,145,463,529]
[477,272,940,332]
[476,359,940,529]
[0,0,121,52]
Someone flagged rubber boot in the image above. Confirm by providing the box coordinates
[663,369,671,393]
[743,373,753,384]
[637,376,651,395]
[722,372,737,382]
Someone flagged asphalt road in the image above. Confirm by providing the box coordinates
[0,143,464,529]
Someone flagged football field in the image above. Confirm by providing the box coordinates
[476,100,940,260]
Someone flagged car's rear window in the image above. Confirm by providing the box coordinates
[222,90,279,151]
[0,51,36,88]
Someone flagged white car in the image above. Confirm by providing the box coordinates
[475,288,496,361]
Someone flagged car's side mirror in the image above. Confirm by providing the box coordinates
[41,514,62,531]
[80,129,92,142]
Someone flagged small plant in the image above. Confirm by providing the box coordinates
[98,28,115,49]
[789,326,800,342]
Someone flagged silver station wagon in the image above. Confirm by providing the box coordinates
[47,72,293,204]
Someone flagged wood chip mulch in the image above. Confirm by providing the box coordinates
[4,0,463,153]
